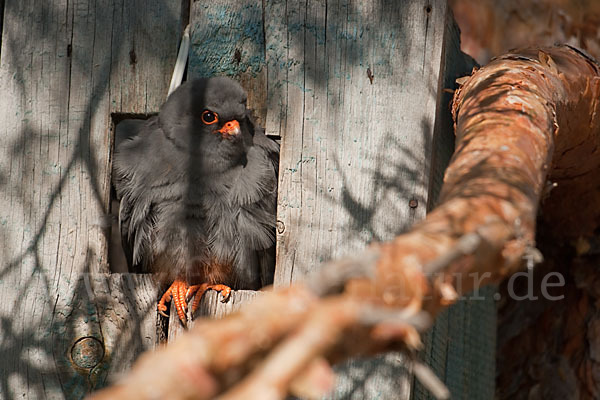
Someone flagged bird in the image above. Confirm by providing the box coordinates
[112,77,279,324]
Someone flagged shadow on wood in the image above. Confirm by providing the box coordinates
[0,0,184,398]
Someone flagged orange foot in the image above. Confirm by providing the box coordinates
[157,280,232,325]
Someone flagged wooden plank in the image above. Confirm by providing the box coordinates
[0,0,183,397]
[264,1,476,399]
[109,1,184,114]
[410,13,498,400]
[167,290,258,342]
[52,274,159,397]
[189,0,267,127]
[267,0,450,284]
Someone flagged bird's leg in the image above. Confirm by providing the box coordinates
[157,279,191,324]
[190,284,232,315]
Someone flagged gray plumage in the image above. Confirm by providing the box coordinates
[112,77,278,289]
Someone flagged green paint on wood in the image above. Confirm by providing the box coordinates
[190,3,265,78]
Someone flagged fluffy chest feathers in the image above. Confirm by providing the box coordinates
[175,145,278,262]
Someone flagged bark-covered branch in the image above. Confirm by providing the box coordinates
[88,45,600,400]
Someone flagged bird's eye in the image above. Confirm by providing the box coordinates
[201,110,218,125]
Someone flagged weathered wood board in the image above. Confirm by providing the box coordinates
[0,0,183,398]
[411,12,497,400]
[53,273,159,396]
[269,0,451,283]
[167,290,258,342]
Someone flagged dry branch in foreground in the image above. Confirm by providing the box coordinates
[88,45,600,400]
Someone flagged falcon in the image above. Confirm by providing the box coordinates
[112,77,279,324]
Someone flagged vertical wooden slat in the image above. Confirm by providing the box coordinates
[410,12,498,400]
[0,0,182,397]
[109,0,183,114]
[268,0,449,286]
[328,353,414,399]
[427,4,475,209]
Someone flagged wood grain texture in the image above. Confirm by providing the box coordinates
[0,0,182,397]
[267,0,450,284]
[412,13,497,400]
[167,290,258,342]
[189,1,268,128]
[52,274,159,397]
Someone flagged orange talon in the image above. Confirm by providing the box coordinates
[157,279,192,325]
[190,284,233,316]
[157,289,172,318]
[158,281,233,325]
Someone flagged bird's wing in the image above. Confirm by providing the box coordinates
[114,118,147,148]
[253,127,280,175]
[257,245,276,287]
[112,118,160,271]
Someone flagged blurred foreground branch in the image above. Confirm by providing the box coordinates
[88,45,600,400]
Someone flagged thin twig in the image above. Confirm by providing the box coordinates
[412,360,451,400]
[359,307,432,332]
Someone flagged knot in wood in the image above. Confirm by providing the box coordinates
[71,337,104,369]
[277,220,285,234]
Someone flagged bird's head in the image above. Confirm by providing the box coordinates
[159,77,256,171]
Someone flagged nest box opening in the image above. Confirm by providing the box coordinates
[107,112,279,289]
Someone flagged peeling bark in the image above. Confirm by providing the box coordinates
[87,45,600,400]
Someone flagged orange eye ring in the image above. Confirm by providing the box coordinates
[201,110,219,125]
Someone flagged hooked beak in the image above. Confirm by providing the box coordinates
[216,120,241,138]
